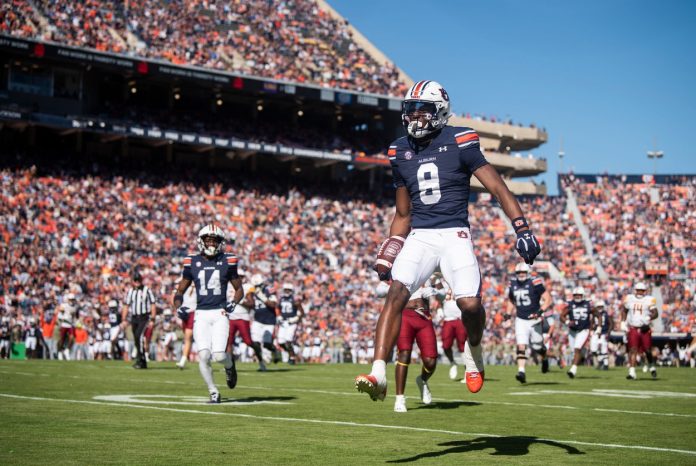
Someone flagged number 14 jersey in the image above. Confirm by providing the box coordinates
[182,253,239,310]
[388,126,489,229]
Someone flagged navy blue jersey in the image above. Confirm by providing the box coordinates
[107,310,121,327]
[388,126,489,229]
[593,310,610,335]
[0,323,9,340]
[508,277,546,319]
[278,294,299,320]
[567,300,592,331]
[253,285,276,325]
[182,253,239,310]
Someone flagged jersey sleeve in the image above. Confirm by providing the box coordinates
[455,129,489,173]
[507,286,514,301]
[182,255,193,280]
[225,254,239,280]
[532,277,546,294]
[388,145,405,188]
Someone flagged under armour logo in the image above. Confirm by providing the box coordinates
[438,146,448,153]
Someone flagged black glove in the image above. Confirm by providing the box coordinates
[515,230,541,264]
[640,324,650,333]
[177,306,190,321]
[225,302,237,317]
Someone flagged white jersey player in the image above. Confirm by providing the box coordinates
[622,282,658,380]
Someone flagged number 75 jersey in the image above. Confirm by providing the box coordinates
[388,126,489,229]
[182,253,239,310]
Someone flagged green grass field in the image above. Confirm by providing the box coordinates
[1,360,695,465]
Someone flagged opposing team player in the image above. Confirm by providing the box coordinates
[590,300,612,370]
[226,276,260,363]
[172,225,243,404]
[356,80,542,401]
[393,281,442,413]
[559,287,593,379]
[506,263,552,383]
[175,285,196,369]
[248,274,278,371]
[277,283,304,365]
[436,281,468,381]
[622,282,658,380]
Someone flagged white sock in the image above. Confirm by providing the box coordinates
[570,364,577,374]
[394,394,405,403]
[629,366,636,376]
[198,350,217,393]
[178,356,186,365]
[371,360,386,381]
[518,366,526,373]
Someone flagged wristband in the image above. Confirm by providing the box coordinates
[511,217,529,233]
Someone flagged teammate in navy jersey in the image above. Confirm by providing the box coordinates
[590,300,612,370]
[356,80,542,401]
[560,287,593,379]
[248,274,279,371]
[506,263,552,383]
[277,283,304,365]
[172,224,244,404]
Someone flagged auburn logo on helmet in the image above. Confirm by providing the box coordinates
[439,88,449,101]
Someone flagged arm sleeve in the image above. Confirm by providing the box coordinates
[226,255,239,281]
[124,289,132,305]
[507,286,514,301]
[459,146,489,173]
[147,288,156,304]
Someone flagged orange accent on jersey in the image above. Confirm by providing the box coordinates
[227,258,238,264]
[183,258,192,264]
[387,148,397,156]
[456,134,479,144]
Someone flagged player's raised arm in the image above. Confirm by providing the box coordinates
[473,164,541,264]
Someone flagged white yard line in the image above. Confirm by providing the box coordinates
[1,393,695,457]
[2,369,695,419]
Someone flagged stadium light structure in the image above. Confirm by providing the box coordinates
[647,149,664,175]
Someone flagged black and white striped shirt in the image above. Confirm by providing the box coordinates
[125,286,156,317]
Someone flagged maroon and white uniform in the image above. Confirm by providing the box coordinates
[624,294,657,353]
[396,285,439,359]
[228,283,253,346]
[437,286,467,353]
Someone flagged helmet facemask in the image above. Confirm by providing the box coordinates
[401,81,451,139]
[197,234,224,257]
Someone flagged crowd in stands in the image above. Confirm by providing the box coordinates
[4,0,408,96]
[0,154,694,366]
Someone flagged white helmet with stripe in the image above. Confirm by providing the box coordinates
[402,80,451,138]
[572,286,585,302]
[197,224,226,257]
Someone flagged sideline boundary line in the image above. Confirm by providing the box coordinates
[1,393,696,456]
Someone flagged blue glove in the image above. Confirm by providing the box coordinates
[225,302,237,317]
[177,306,190,321]
[515,230,541,264]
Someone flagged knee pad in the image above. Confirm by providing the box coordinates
[212,351,228,363]
[516,348,527,360]
[198,349,211,364]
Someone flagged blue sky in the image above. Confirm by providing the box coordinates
[329,0,696,194]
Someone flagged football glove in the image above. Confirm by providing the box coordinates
[515,230,541,265]
[225,302,237,317]
[177,306,190,321]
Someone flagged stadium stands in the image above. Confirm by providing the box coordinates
[0,152,693,364]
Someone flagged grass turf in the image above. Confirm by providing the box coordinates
[1,360,695,465]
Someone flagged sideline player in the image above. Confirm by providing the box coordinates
[176,285,196,369]
[172,225,243,403]
[436,281,467,381]
[249,274,278,371]
[506,263,552,383]
[393,281,442,413]
[590,299,612,370]
[622,282,658,380]
[355,80,541,401]
[277,283,304,365]
[560,287,593,379]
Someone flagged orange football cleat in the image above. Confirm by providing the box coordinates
[465,371,485,393]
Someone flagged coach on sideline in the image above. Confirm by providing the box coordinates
[123,272,157,369]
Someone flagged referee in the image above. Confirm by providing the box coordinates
[123,272,157,369]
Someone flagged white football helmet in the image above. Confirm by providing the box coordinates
[250,274,265,287]
[402,80,451,138]
[282,283,294,296]
[108,300,118,309]
[594,299,606,309]
[635,281,648,297]
[572,286,585,302]
[514,262,531,280]
[197,224,226,257]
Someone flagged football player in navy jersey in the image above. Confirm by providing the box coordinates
[505,263,552,383]
[248,274,279,372]
[172,224,244,404]
[277,283,304,365]
[590,300,612,370]
[356,80,542,401]
[560,287,593,379]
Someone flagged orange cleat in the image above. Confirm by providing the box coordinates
[465,370,485,393]
[355,374,387,401]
